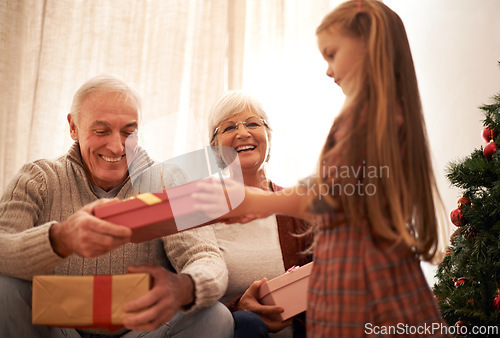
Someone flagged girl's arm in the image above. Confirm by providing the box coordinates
[193,181,313,223]
[249,185,312,220]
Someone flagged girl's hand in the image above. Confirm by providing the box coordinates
[192,179,272,222]
[237,278,292,333]
[192,178,243,219]
[220,214,264,224]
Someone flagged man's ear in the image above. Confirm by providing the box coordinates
[67,114,78,140]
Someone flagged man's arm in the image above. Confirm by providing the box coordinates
[0,162,134,279]
[0,163,64,279]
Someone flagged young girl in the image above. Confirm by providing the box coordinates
[196,1,449,336]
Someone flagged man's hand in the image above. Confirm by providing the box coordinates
[237,278,292,333]
[49,199,132,257]
[122,265,195,332]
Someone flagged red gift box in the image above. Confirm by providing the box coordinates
[258,262,313,321]
[32,273,151,330]
[93,177,233,243]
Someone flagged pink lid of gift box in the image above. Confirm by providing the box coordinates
[258,262,313,321]
[93,177,221,243]
[93,191,175,243]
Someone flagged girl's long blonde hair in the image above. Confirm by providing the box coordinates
[313,0,440,261]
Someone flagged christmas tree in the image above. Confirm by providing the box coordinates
[433,70,500,336]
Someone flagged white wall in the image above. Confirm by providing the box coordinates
[384,0,500,283]
[386,1,500,211]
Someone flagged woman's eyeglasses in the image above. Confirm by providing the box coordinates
[212,116,268,142]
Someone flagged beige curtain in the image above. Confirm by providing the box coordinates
[0,0,237,190]
[0,0,344,192]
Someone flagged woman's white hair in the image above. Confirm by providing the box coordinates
[208,90,272,147]
[69,74,142,125]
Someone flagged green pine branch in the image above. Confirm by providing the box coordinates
[433,78,500,336]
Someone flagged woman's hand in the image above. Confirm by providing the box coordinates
[237,278,292,333]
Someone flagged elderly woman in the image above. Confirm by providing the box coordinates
[207,90,312,338]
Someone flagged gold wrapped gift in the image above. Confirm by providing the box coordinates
[32,273,150,329]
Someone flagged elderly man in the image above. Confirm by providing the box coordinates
[0,75,233,337]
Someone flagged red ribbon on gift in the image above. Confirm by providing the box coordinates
[89,275,123,331]
[93,275,112,324]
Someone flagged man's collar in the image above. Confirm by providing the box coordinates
[67,141,155,190]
